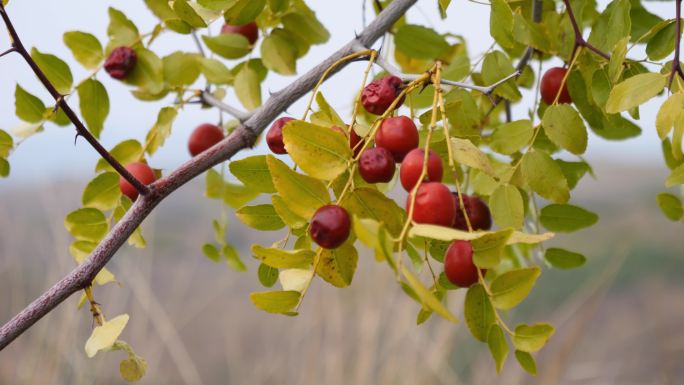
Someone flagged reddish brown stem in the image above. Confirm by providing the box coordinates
[0,3,149,195]
[669,0,684,88]
[562,0,611,61]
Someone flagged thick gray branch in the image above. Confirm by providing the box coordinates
[0,0,418,350]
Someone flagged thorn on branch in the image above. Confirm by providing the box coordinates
[0,46,15,58]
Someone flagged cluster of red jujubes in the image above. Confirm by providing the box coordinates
[261,75,494,288]
[114,23,259,201]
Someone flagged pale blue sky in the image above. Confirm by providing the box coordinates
[0,0,676,186]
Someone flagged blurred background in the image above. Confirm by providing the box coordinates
[0,0,683,384]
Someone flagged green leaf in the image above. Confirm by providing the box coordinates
[85,314,129,358]
[172,0,207,28]
[107,7,140,49]
[489,119,534,155]
[125,48,164,94]
[312,92,346,128]
[82,172,121,211]
[542,104,588,155]
[316,243,358,288]
[144,0,176,19]
[539,203,599,232]
[490,267,541,310]
[586,0,631,53]
[656,92,684,139]
[605,73,667,114]
[656,192,683,221]
[451,138,495,177]
[96,140,143,172]
[666,163,684,187]
[395,24,449,60]
[234,61,262,110]
[223,244,247,271]
[515,350,537,375]
[229,155,275,193]
[0,157,10,178]
[342,188,405,237]
[521,150,570,204]
[198,58,233,85]
[202,243,221,262]
[266,155,330,218]
[646,20,676,61]
[224,0,265,25]
[281,12,329,45]
[236,204,285,230]
[471,229,514,269]
[64,208,109,243]
[487,324,508,373]
[489,184,524,230]
[78,79,109,139]
[464,284,496,342]
[512,323,555,353]
[258,263,279,287]
[609,37,629,84]
[261,33,297,75]
[401,265,458,323]
[251,245,314,269]
[63,31,103,70]
[282,120,351,180]
[162,51,200,87]
[0,130,13,158]
[14,85,46,123]
[145,107,178,155]
[30,49,73,95]
[482,51,521,101]
[272,194,307,228]
[544,248,587,269]
[490,0,514,49]
[202,33,251,59]
[249,290,300,315]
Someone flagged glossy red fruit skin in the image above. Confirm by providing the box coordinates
[359,147,396,183]
[375,116,419,162]
[452,193,492,231]
[104,47,137,79]
[221,22,259,45]
[266,117,294,154]
[349,128,363,157]
[540,67,571,105]
[406,182,456,227]
[309,205,351,249]
[444,240,484,287]
[361,75,405,115]
[119,162,157,201]
[399,148,443,191]
[188,123,225,156]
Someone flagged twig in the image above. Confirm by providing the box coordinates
[0,46,15,58]
[0,0,419,351]
[200,91,251,122]
[562,0,611,61]
[0,3,149,196]
[669,0,684,89]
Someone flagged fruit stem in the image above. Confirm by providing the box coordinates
[0,3,150,197]
[552,45,583,105]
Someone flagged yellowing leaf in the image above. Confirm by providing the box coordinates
[250,290,300,315]
[541,104,587,155]
[512,323,555,353]
[316,243,358,288]
[82,172,121,211]
[401,265,458,323]
[342,188,405,237]
[464,284,496,342]
[656,92,684,139]
[605,72,667,113]
[521,150,570,204]
[490,267,541,309]
[279,269,313,292]
[251,245,314,269]
[267,155,330,218]
[451,138,495,177]
[471,229,513,268]
[282,120,351,180]
[489,184,524,230]
[487,324,509,373]
[236,204,285,231]
[85,314,129,358]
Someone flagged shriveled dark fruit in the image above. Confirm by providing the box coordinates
[444,240,484,287]
[399,148,443,191]
[104,47,137,80]
[361,75,405,115]
[266,117,294,154]
[349,128,363,157]
[375,116,419,162]
[119,162,157,201]
[358,147,396,183]
[452,193,492,231]
[221,22,259,45]
[540,67,571,105]
[188,123,225,156]
[406,182,456,227]
[309,205,351,249]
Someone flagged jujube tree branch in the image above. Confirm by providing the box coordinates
[0,0,419,351]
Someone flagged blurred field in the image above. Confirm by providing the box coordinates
[0,162,682,385]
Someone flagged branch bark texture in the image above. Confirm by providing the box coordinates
[0,0,418,350]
